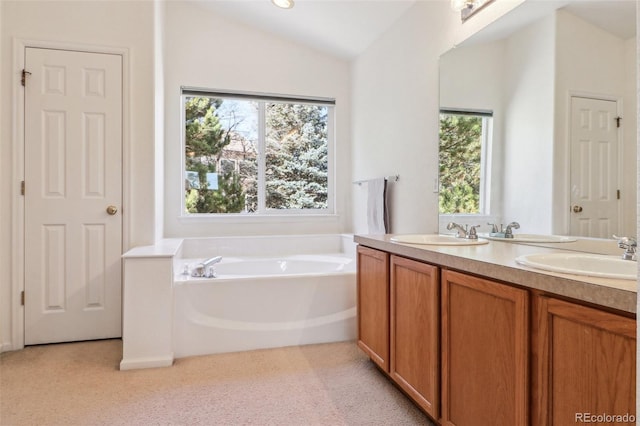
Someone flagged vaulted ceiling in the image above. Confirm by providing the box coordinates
[193,0,416,59]
[193,1,636,60]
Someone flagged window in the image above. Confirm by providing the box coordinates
[182,89,335,215]
[439,109,492,215]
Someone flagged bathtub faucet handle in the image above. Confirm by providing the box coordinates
[205,266,217,279]
[190,264,205,277]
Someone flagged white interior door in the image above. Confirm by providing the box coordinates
[24,47,123,345]
[569,96,619,238]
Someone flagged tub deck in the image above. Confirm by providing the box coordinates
[121,234,357,369]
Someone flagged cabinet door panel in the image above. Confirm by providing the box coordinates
[533,296,636,426]
[357,246,390,371]
[390,255,439,418]
[441,270,529,426]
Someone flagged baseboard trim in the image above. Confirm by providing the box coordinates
[0,342,14,353]
[119,354,174,370]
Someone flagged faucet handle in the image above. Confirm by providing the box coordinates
[613,235,637,248]
[468,225,480,239]
[487,223,499,233]
[205,266,217,279]
[613,235,637,260]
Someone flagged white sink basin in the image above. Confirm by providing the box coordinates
[390,234,489,246]
[481,233,577,243]
[515,253,637,280]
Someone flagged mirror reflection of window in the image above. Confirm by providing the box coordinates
[439,109,492,215]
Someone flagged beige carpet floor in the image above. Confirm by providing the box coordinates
[0,340,433,426]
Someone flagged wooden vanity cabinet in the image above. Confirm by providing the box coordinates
[390,255,440,419]
[356,243,636,426]
[441,269,529,426]
[532,296,636,426]
[356,245,390,372]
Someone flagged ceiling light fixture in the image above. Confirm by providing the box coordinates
[451,0,494,21]
[272,0,294,9]
[450,0,473,12]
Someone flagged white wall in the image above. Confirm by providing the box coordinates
[502,14,556,233]
[625,36,638,237]
[0,0,6,352]
[553,9,636,236]
[154,0,165,242]
[0,0,155,350]
[351,1,455,235]
[162,1,351,238]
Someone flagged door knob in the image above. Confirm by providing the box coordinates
[572,205,583,213]
[106,205,118,215]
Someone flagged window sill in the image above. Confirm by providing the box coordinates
[178,213,340,225]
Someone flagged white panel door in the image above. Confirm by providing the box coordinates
[569,96,619,238]
[24,47,123,344]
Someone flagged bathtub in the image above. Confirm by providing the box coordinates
[172,235,357,358]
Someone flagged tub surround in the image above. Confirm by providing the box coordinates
[354,234,636,313]
[120,234,356,370]
[173,264,356,358]
[120,240,182,371]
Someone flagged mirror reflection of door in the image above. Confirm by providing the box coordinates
[569,96,620,238]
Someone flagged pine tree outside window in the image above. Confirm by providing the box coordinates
[182,89,335,215]
[439,109,492,215]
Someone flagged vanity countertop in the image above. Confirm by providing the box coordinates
[354,234,637,314]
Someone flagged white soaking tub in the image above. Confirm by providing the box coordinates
[172,235,357,358]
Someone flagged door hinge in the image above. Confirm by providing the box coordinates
[21,291,25,306]
[20,181,25,196]
[21,69,31,87]
[615,116,622,128]
[617,189,621,200]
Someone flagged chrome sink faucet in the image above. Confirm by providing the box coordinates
[487,221,520,238]
[447,222,479,240]
[504,222,520,238]
[613,235,637,261]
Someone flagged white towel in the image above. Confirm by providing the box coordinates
[367,178,388,234]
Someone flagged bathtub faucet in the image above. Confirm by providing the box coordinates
[191,256,223,278]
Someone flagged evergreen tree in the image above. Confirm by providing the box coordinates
[184,97,246,213]
[265,103,328,209]
[439,114,482,213]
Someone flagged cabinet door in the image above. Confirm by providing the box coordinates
[357,245,390,372]
[533,296,636,426]
[441,270,529,426]
[390,255,439,419]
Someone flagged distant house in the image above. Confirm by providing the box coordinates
[218,132,257,175]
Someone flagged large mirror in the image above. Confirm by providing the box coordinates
[438,1,637,244]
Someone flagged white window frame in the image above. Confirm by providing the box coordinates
[180,88,336,217]
[438,109,493,217]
